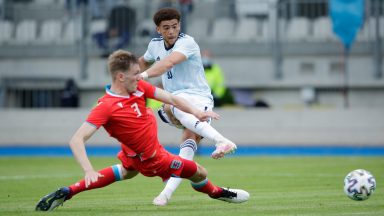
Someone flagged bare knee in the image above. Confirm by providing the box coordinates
[189,163,208,183]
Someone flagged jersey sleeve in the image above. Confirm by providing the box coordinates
[139,80,156,99]
[172,37,199,59]
[143,41,156,62]
[86,100,111,129]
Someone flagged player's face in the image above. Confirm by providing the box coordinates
[123,63,141,93]
[157,19,180,48]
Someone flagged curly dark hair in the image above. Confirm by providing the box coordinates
[153,7,181,26]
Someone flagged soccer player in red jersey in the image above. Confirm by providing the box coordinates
[35,50,249,211]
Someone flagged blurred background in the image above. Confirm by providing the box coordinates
[0,0,383,153]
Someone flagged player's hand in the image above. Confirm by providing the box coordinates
[196,110,220,122]
[140,71,149,80]
[139,73,145,80]
[84,170,104,188]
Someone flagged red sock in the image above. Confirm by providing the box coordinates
[191,178,223,198]
[68,165,123,198]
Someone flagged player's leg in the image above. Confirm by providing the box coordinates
[36,151,138,211]
[153,97,236,205]
[168,103,237,159]
[35,164,137,211]
[153,94,237,206]
[154,152,249,206]
[66,164,138,198]
[158,94,237,159]
[184,160,250,203]
[180,131,202,160]
[153,130,201,206]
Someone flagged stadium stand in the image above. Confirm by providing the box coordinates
[257,19,270,42]
[14,19,37,44]
[360,17,384,42]
[38,19,62,44]
[312,16,337,42]
[210,17,235,42]
[368,16,384,38]
[90,19,107,35]
[235,0,269,18]
[187,18,210,42]
[89,19,107,48]
[234,17,258,42]
[285,17,311,41]
[0,0,382,110]
[61,19,80,44]
[0,20,13,44]
[134,18,156,43]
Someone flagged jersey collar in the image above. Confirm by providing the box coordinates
[105,85,144,98]
[164,41,175,51]
[163,33,185,51]
[105,85,130,98]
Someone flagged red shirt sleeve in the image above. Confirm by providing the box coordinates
[86,99,111,129]
[139,80,156,99]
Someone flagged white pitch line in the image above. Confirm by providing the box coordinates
[0,173,80,181]
[258,173,342,177]
[218,172,342,177]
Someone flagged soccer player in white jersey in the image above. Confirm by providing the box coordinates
[138,8,237,206]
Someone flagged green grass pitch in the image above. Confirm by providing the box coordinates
[1,156,383,216]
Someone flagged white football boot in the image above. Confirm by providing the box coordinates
[211,139,237,159]
[214,188,250,203]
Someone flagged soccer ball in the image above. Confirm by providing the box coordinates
[343,169,376,201]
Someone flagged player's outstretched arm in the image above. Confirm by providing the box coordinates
[140,52,186,79]
[154,87,219,122]
[69,123,103,188]
[138,56,152,71]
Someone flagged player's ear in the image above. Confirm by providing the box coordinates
[117,71,125,81]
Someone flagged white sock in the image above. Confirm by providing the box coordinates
[173,108,225,143]
[159,139,197,199]
[179,139,197,160]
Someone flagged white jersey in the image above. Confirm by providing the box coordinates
[143,33,213,100]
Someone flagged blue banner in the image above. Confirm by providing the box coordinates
[330,0,364,50]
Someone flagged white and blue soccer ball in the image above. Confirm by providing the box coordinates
[344,169,376,201]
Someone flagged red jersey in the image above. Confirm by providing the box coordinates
[86,80,160,160]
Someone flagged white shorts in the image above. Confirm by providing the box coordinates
[157,93,214,128]
[174,92,214,112]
